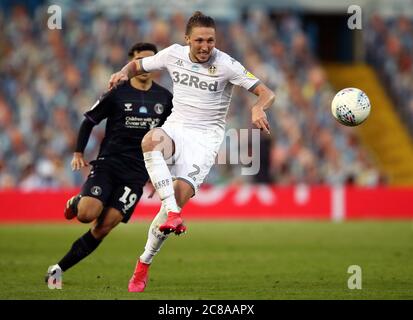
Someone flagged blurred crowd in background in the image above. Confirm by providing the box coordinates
[365,15,413,136]
[0,4,384,190]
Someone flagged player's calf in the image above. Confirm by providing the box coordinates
[91,208,123,240]
[91,224,113,240]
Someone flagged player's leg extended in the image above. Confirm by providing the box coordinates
[128,206,167,292]
[46,160,119,282]
[54,203,107,272]
[59,198,105,273]
[141,128,180,214]
[143,180,193,259]
[128,180,193,292]
[46,208,123,283]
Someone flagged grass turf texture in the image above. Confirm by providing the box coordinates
[0,221,412,299]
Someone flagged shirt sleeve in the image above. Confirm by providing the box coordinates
[141,44,176,72]
[84,90,114,124]
[159,90,173,126]
[75,118,95,153]
[227,58,261,91]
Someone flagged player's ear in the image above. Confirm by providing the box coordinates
[185,34,190,45]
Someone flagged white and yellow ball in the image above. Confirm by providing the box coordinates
[331,88,371,126]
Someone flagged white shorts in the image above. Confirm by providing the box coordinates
[160,122,223,194]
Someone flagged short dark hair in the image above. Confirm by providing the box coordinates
[128,42,158,58]
[185,11,216,35]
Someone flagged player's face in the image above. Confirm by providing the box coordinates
[185,27,216,63]
[131,50,155,81]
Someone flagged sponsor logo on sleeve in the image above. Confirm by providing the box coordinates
[243,69,257,79]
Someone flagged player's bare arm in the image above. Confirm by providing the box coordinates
[108,59,145,90]
[250,83,275,135]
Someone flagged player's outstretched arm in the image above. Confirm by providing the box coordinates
[108,60,145,90]
[250,83,275,135]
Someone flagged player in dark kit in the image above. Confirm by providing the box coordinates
[45,43,173,284]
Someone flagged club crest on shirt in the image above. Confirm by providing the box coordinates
[208,65,217,75]
[154,103,164,114]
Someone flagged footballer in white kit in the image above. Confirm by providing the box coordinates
[139,43,261,192]
[108,11,275,293]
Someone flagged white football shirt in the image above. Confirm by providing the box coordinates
[141,44,260,133]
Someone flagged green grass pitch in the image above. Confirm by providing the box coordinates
[0,221,412,299]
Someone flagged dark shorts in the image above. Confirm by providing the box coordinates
[80,158,147,223]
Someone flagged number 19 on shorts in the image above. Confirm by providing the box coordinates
[119,186,137,214]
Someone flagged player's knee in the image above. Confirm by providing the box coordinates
[77,207,101,223]
[141,131,157,153]
[77,198,103,223]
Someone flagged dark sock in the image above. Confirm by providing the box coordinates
[58,229,102,272]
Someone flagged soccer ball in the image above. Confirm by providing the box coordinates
[331,88,371,126]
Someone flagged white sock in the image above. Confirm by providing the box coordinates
[140,205,170,264]
[144,151,180,213]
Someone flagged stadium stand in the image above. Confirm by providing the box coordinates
[365,15,413,136]
[0,5,384,189]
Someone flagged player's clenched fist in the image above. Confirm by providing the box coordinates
[251,105,270,135]
[108,71,128,90]
[71,152,88,171]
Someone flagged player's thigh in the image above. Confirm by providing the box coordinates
[142,128,175,159]
[79,166,114,218]
[170,127,222,195]
[107,182,144,223]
